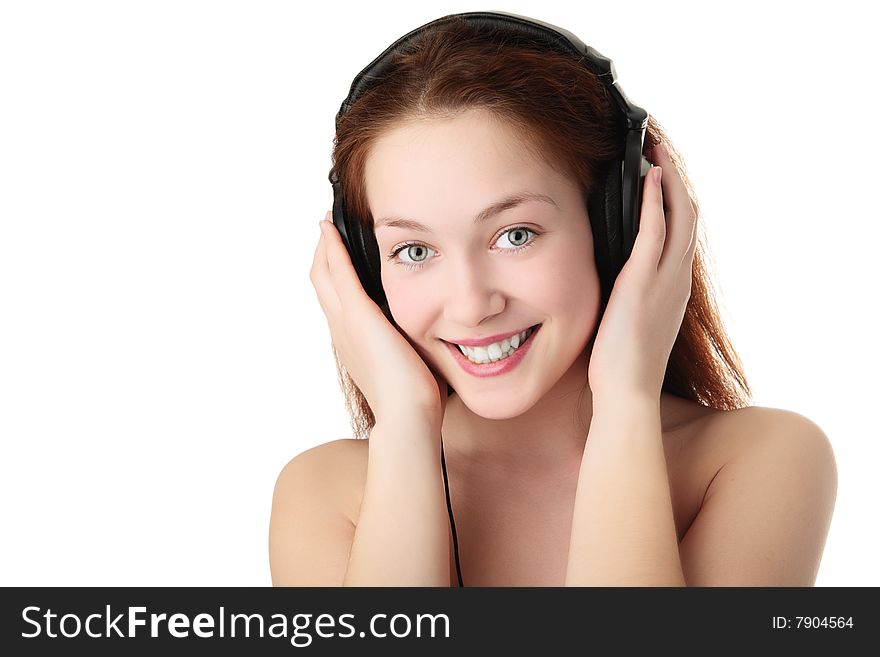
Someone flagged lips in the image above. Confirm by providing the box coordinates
[444,323,541,378]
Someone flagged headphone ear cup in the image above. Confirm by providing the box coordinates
[355,222,392,319]
[331,180,392,319]
[587,160,623,308]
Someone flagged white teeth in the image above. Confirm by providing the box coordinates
[455,326,535,364]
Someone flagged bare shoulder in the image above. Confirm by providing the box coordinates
[679,404,838,585]
[272,437,369,527]
[689,403,836,467]
[268,438,369,586]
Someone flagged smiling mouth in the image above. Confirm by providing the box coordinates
[448,324,540,364]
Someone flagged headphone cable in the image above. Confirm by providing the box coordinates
[440,433,464,587]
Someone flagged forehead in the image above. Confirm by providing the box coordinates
[364,110,563,216]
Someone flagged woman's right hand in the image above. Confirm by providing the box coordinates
[310,211,449,425]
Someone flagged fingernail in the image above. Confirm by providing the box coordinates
[325,211,332,221]
[653,166,662,186]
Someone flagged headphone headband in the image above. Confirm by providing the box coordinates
[333,11,647,135]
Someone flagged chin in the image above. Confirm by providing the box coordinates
[453,386,537,421]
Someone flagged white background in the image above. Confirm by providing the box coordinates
[1,0,877,586]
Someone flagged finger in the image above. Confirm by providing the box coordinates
[630,164,666,276]
[309,212,329,287]
[320,214,375,315]
[310,212,341,318]
[651,143,698,272]
[677,214,699,275]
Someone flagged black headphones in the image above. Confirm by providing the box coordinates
[328,10,653,587]
[329,10,652,321]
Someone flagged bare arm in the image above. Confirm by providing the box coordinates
[563,403,838,587]
[343,413,450,586]
[565,397,686,586]
[269,415,450,587]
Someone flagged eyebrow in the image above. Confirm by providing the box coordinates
[373,192,558,232]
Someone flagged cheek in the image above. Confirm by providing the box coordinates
[526,232,600,317]
[382,277,438,335]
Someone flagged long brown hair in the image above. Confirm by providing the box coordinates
[329,17,751,439]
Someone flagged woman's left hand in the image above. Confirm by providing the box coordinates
[587,142,698,403]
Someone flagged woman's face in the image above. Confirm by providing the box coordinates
[365,109,602,420]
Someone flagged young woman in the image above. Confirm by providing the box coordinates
[269,12,837,586]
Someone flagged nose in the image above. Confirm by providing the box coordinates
[441,254,506,327]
